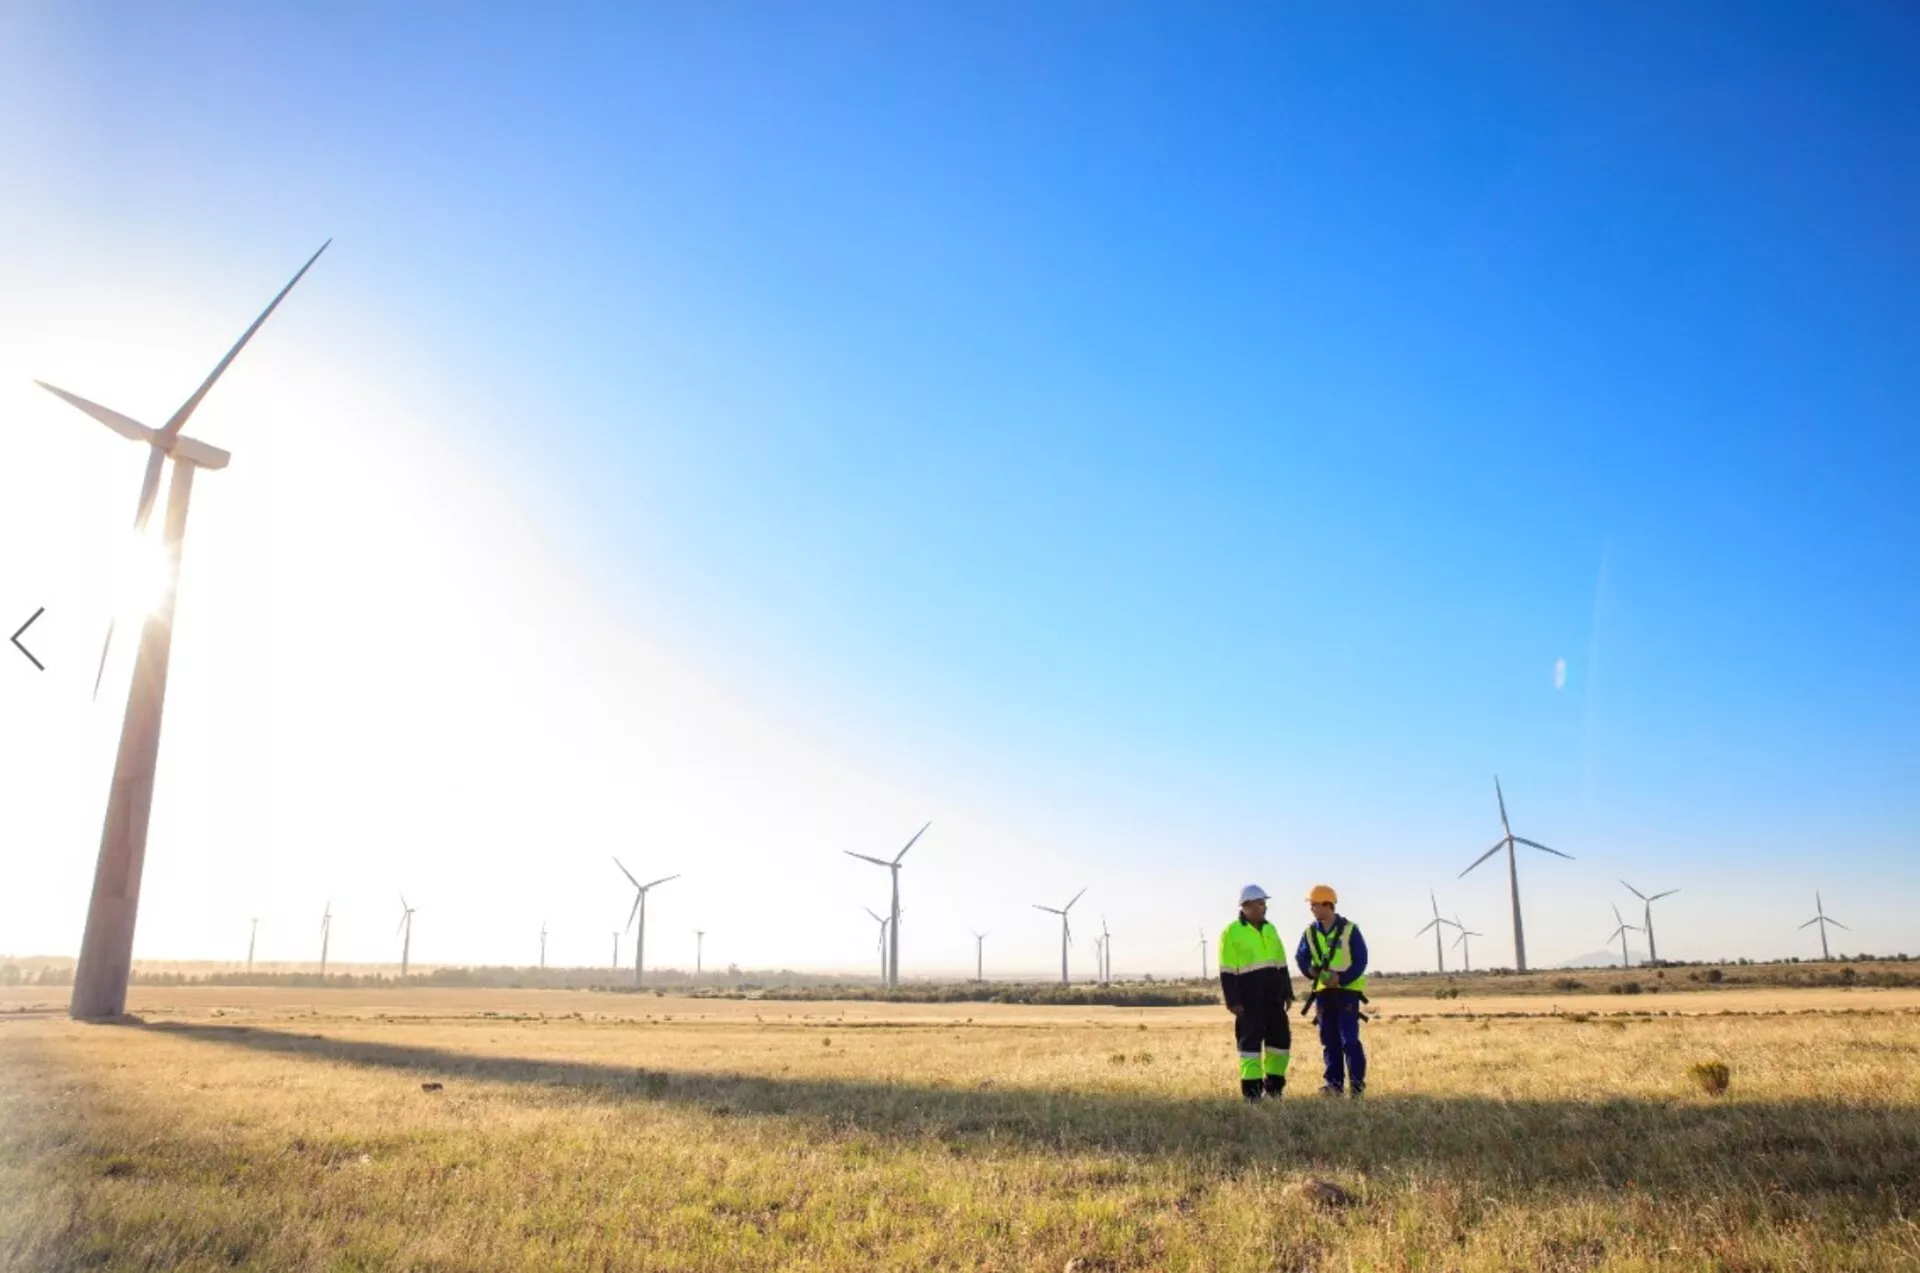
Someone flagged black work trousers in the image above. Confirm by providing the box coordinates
[1233,1000,1293,1081]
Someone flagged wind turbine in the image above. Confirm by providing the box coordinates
[969,929,989,982]
[1451,918,1484,973]
[1032,889,1085,985]
[47,242,330,1021]
[614,859,679,989]
[396,896,416,979]
[864,907,890,983]
[1606,903,1642,969]
[1458,776,1574,972]
[246,917,259,976]
[844,822,928,987]
[1619,881,1679,965]
[1197,927,1209,980]
[1100,915,1112,984]
[1414,891,1460,973]
[319,901,332,979]
[611,930,621,972]
[539,922,548,971]
[1799,892,1849,960]
[694,930,705,978]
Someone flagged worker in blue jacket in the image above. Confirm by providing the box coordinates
[1295,884,1370,1097]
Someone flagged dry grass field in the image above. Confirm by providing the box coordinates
[4,986,1919,1271]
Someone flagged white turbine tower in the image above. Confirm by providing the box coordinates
[396,896,416,979]
[1100,915,1112,984]
[319,901,332,979]
[844,822,928,987]
[46,242,330,1021]
[1458,776,1574,972]
[1606,903,1642,969]
[969,929,989,982]
[1620,881,1679,965]
[1800,892,1849,960]
[695,930,705,978]
[1450,914,1484,973]
[611,930,621,972]
[614,859,679,989]
[1414,890,1460,973]
[1032,889,1086,985]
[1197,927,1209,980]
[864,908,890,983]
[539,921,548,971]
[246,917,259,976]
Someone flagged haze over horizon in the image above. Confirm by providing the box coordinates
[1,4,1914,981]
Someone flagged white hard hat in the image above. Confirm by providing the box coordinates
[1239,884,1269,905]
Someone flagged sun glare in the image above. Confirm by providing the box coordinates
[107,534,177,623]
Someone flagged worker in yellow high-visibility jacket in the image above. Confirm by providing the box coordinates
[1218,884,1293,1101]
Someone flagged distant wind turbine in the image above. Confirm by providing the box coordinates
[611,930,620,972]
[1620,881,1679,965]
[1799,891,1849,960]
[844,822,929,987]
[1450,916,1484,973]
[1459,776,1574,972]
[1606,903,1643,969]
[539,921,548,970]
[969,929,989,982]
[695,930,705,977]
[614,859,679,989]
[864,908,890,984]
[246,917,259,976]
[319,901,332,979]
[1197,926,1209,980]
[1100,915,1112,984]
[1414,891,1460,973]
[1032,889,1086,985]
[396,896,416,979]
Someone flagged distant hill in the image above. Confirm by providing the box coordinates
[1553,951,1632,970]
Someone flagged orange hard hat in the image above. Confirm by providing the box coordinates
[1307,884,1338,905]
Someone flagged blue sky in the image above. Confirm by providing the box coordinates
[0,3,1914,974]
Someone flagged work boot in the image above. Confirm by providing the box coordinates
[1263,1075,1286,1099]
[1349,1083,1365,1099]
[1240,1079,1264,1103]
[1318,1084,1343,1098]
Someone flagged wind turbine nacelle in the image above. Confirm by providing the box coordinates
[171,435,232,470]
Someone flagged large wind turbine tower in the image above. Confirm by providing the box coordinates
[1032,889,1086,985]
[1606,904,1643,969]
[1458,776,1574,972]
[1620,881,1679,965]
[1414,891,1459,973]
[246,917,258,976]
[46,242,330,1020]
[614,859,679,989]
[319,902,332,979]
[396,896,416,979]
[844,822,928,987]
[1800,892,1849,960]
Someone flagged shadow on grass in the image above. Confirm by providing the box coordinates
[141,1021,1919,1201]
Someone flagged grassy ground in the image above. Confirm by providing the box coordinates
[4,988,1918,1271]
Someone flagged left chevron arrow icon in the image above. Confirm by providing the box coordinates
[11,608,45,670]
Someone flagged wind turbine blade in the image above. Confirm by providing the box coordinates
[1064,888,1087,911]
[1033,905,1062,915]
[844,852,892,868]
[612,857,641,888]
[1828,918,1851,931]
[399,894,409,911]
[892,821,931,865]
[1612,903,1625,925]
[1495,776,1512,837]
[1650,889,1679,901]
[1415,919,1439,936]
[33,381,157,442]
[158,240,331,441]
[1620,880,1648,901]
[1458,839,1507,878]
[643,874,680,891]
[1799,916,1822,929]
[1514,837,1573,860]
[89,619,119,702]
[627,893,641,930]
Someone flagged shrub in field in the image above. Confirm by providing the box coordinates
[1705,968,1724,983]
[1552,977,1583,991]
[1609,981,1644,996]
[1689,1060,1732,1096]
